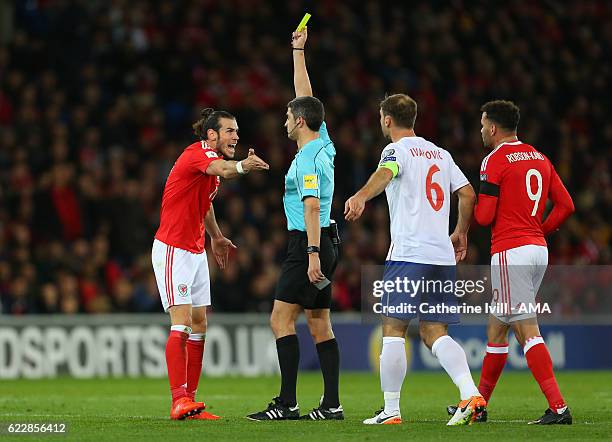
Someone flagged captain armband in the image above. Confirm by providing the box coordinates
[379,161,399,178]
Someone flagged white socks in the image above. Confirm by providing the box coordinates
[380,337,406,413]
[379,334,479,413]
[431,335,480,400]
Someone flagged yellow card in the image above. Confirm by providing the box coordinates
[296,13,311,32]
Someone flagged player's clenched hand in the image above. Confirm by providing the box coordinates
[241,149,270,172]
[292,28,308,49]
[307,254,325,284]
[450,232,468,263]
[344,194,366,221]
[211,236,237,269]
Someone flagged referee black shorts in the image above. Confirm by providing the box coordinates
[275,228,339,310]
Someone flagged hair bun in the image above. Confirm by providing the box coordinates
[200,108,215,119]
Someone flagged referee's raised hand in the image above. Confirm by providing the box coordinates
[292,27,307,49]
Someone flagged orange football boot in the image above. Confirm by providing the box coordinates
[170,397,206,420]
[468,395,487,423]
[188,409,221,420]
[447,395,487,426]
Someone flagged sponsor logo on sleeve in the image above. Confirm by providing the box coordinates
[480,173,488,181]
[205,151,218,158]
[382,149,395,157]
[303,174,318,190]
[380,156,397,163]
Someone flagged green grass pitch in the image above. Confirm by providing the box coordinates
[0,371,610,441]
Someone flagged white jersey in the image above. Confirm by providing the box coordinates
[381,136,469,265]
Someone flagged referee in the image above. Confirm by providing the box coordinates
[247,27,342,421]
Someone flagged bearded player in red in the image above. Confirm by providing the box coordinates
[448,100,574,425]
[152,108,269,420]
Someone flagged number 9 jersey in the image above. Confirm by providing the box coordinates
[477,140,573,255]
[379,137,470,265]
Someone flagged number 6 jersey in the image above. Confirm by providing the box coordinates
[379,136,470,265]
[476,140,574,255]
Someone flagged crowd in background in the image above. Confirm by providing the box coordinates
[0,0,610,315]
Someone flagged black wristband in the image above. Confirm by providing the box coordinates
[306,246,320,254]
[293,47,304,51]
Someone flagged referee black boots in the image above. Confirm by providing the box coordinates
[300,404,344,421]
[246,397,300,421]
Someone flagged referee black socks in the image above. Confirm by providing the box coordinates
[276,334,300,407]
[276,335,340,409]
[316,338,340,409]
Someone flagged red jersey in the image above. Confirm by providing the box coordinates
[155,141,221,253]
[475,140,574,254]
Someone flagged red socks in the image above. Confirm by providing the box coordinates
[479,337,566,413]
[524,336,566,412]
[478,343,508,403]
[166,329,189,402]
[186,334,206,400]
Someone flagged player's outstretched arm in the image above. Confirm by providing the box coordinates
[206,149,270,179]
[292,28,313,97]
[344,167,393,221]
[451,184,476,262]
[205,204,237,269]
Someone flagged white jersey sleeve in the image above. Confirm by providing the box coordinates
[450,157,470,192]
[378,142,404,177]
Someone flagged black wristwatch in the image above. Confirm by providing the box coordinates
[306,246,320,254]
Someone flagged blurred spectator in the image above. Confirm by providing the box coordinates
[0,0,609,315]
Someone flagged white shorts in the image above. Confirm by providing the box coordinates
[490,244,548,323]
[151,239,211,312]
